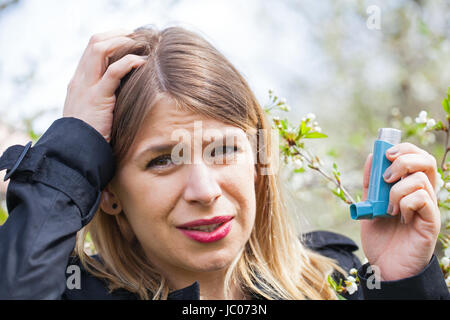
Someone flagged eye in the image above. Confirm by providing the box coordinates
[211,145,240,157]
[146,154,174,169]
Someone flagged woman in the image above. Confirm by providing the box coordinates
[0,26,448,300]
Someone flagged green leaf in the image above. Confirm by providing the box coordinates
[435,120,444,131]
[337,294,347,300]
[331,189,346,202]
[438,167,444,178]
[304,132,328,139]
[327,148,339,158]
[443,98,450,115]
[327,275,338,290]
[300,120,307,136]
[0,206,8,225]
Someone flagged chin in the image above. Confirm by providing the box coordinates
[188,249,237,272]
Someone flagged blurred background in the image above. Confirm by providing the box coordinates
[0,0,449,259]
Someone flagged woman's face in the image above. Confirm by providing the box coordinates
[109,96,257,282]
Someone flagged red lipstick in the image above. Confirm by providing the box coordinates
[176,216,234,243]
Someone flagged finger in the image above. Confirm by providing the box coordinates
[383,153,438,189]
[97,54,147,96]
[388,171,437,217]
[83,36,138,84]
[362,153,373,201]
[385,142,429,159]
[73,29,135,80]
[398,189,439,230]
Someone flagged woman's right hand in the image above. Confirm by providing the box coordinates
[63,29,147,142]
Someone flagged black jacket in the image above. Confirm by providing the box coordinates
[0,117,448,300]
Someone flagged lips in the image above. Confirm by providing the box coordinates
[176,216,234,243]
[177,215,234,228]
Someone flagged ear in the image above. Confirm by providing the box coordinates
[100,184,122,215]
[254,164,258,183]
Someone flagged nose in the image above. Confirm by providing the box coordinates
[183,162,222,206]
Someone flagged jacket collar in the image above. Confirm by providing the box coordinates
[167,281,201,300]
[165,280,266,300]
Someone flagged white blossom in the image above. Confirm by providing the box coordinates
[293,158,304,170]
[313,126,322,133]
[441,256,449,269]
[305,113,316,121]
[445,182,450,190]
[438,189,449,202]
[425,118,436,130]
[345,278,358,295]
[403,116,412,125]
[436,175,445,192]
[349,268,358,276]
[415,110,428,124]
[281,104,291,112]
[446,276,450,288]
[445,247,450,258]
[286,126,296,134]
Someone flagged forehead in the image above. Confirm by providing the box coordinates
[132,96,248,150]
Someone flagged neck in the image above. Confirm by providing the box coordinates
[168,267,244,300]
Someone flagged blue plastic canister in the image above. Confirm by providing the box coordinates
[350,128,402,220]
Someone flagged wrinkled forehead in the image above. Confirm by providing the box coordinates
[131,96,255,154]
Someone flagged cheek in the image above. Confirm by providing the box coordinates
[115,169,182,237]
[224,161,257,232]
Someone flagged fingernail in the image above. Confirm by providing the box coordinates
[387,147,398,156]
[387,203,393,215]
[400,215,405,224]
[383,167,392,181]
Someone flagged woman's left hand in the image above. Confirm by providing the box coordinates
[360,142,441,281]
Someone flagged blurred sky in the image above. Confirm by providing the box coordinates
[1,0,449,137]
[0,0,322,133]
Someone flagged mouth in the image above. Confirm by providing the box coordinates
[180,222,226,232]
[176,216,234,243]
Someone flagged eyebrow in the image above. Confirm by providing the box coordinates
[134,133,243,162]
[134,143,179,163]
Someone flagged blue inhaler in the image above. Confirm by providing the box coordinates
[350,128,402,220]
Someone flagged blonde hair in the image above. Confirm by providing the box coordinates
[74,25,343,300]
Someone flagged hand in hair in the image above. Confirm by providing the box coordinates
[359,143,440,281]
[63,29,147,142]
